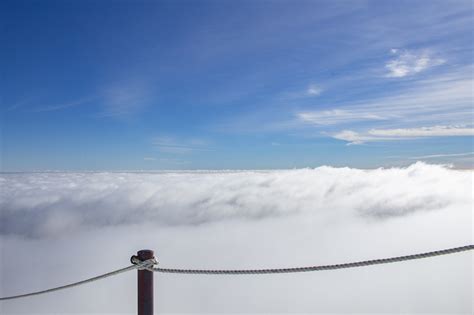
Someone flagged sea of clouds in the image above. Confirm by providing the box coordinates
[0,162,472,314]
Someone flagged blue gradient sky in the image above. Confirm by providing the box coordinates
[2,0,473,171]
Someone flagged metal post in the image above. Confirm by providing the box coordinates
[137,249,154,315]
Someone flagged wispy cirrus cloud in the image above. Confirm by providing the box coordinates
[333,125,474,145]
[7,96,94,113]
[297,67,473,132]
[409,152,474,160]
[30,97,95,112]
[306,84,323,96]
[298,109,387,125]
[368,125,474,137]
[385,49,445,78]
[152,136,210,154]
[275,83,325,102]
[100,80,154,118]
[331,130,377,145]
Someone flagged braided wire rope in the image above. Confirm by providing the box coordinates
[0,245,472,301]
[0,259,156,301]
[152,245,474,274]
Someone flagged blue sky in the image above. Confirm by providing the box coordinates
[2,0,473,171]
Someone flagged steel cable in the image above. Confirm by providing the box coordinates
[152,245,474,274]
[1,245,472,301]
[0,259,156,301]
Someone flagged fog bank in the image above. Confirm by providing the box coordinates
[0,163,472,314]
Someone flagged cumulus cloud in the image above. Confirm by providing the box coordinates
[1,164,471,314]
[385,50,445,78]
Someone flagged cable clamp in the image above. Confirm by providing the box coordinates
[130,255,158,271]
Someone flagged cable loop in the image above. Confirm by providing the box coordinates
[131,256,158,271]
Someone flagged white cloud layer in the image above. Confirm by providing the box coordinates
[1,163,472,313]
[1,163,471,238]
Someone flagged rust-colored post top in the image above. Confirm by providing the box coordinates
[137,250,154,260]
